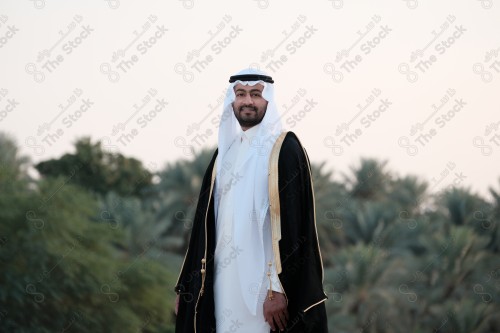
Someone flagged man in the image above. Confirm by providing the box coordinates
[174,68,328,332]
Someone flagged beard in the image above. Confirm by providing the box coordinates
[234,106,266,128]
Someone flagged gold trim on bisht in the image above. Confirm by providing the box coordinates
[268,131,288,274]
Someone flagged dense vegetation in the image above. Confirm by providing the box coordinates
[1,132,498,332]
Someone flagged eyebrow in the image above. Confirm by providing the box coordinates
[235,88,263,93]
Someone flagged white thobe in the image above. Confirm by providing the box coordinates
[213,124,282,333]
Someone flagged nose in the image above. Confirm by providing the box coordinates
[242,94,254,105]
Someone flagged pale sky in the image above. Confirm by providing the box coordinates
[0,0,499,199]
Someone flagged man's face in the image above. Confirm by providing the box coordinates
[232,83,268,130]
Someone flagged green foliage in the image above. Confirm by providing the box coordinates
[35,137,152,198]
[1,133,499,332]
[146,147,216,253]
[0,178,176,332]
[0,132,32,194]
[343,158,390,200]
[317,158,499,332]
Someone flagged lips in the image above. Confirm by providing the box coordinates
[240,107,256,112]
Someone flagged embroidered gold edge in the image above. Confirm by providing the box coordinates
[303,297,328,312]
[268,131,288,275]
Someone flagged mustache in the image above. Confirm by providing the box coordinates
[239,105,257,112]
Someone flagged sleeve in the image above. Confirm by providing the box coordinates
[277,133,327,310]
[270,263,283,293]
[263,208,283,293]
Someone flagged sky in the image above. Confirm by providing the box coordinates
[0,0,499,200]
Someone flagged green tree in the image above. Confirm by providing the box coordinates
[343,158,390,200]
[0,133,176,332]
[0,132,32,194]
[147,147,215,253]
[0,178,176,332]
[310,161,347,259]
[3,130,500,332]
[35,137,152,198]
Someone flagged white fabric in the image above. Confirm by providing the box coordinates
[214,123,282,290]
[214,124,282,332]
[213,68,283,323]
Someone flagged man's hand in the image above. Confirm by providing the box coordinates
[263,290,288,331]
[175,294,179,315]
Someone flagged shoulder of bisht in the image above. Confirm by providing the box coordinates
[267,130,289,274]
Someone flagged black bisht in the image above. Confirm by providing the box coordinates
[175,132,328,333]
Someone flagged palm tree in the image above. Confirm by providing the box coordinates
[310,161,348,259]
[146,147,216,253]
[343,158,390,200]
[324,244,407,333]
[435,187,490,227]
[388,175,429,214]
